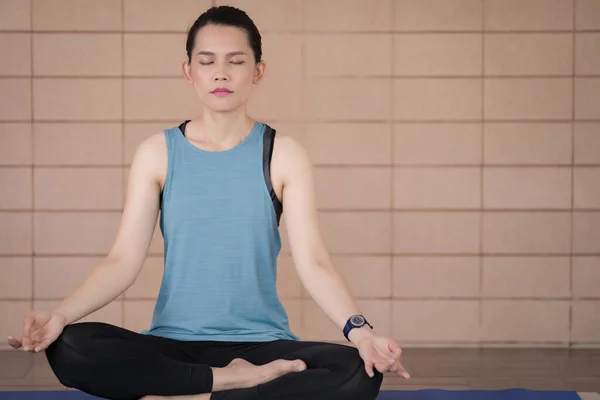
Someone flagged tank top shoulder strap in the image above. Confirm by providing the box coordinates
[262,124,283,226]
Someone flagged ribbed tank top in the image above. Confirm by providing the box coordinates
[140,120,299,342]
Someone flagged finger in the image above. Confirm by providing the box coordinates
[7,336,22,349]
[364,360,375,378]
[23,313,35,336]
[395,362,411,379]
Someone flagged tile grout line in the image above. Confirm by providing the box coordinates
[30,0,34,311]
[569,0,577,349]
[479,0,485,348]
[390,0,395,339]
[121,0,125,329]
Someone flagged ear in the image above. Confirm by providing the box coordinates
[182,59,194,84]
[254,60,266,85]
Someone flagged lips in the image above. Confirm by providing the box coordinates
[212,88,232,94]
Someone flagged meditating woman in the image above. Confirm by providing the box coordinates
[8,6,409,400]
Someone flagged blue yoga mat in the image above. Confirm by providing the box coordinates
[0,390,583,400]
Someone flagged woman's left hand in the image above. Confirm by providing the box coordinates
[355,332,411,379]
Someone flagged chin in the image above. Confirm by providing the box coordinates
[205,99,245,113]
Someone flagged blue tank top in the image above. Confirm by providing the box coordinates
[140,120,299,342]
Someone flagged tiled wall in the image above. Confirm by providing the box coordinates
[1,0,599,349]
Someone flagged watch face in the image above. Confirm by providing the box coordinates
[350,315,365,327]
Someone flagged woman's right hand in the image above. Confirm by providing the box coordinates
[7,310,67,352]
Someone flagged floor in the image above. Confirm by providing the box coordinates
[0,349,599,396]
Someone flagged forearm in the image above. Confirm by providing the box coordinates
[298,261,375,346]
[52,256,136,325]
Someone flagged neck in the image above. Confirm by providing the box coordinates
[191,108,255,145]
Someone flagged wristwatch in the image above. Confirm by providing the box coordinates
[343,314,373,342]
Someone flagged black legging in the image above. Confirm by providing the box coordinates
[45,322,383,400]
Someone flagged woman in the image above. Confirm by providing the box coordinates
[7,6,409,400]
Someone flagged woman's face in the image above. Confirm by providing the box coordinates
[182,24,265,113]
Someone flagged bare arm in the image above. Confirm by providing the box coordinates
[52,133,166,325]
[276,136,371,346]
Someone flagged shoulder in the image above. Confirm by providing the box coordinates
[271,131,312,181]
[134,131,167,162]
[130,130,168,185]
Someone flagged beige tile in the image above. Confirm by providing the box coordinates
[0,257,32,299]
[575,123,600,164]
[485,78,572,120]
[395,34,482,76]
[576,0,600,30]
[34,34,121,77]
[303,299,391,341]
[330,255,391,298]
[303,123,390,165]
[34,79,121,121]
[304,0,392,32]
[481,300,569,342]
[394,212,481,254]
[395,79,481,121]
[0,123,32,165]
[394,123,482,165]
[484,0,573,31]
[124,78,200,121]
[124,34,186,77]
[0,79,31,121]
[0,168,32,209]
[319,211,391,254]
[34,212,120,254]
[34,123,122,166]
[394,0,482,32]
[484,123,572,165]
[0,33,31,76]
[482,257,570,298]
[124,0,211,31]
[575,78,600,120]
[573,257,600,298]
[247,77,304,121]
[306,34,391,76]
[34,256,102,299]
[394,167,480,209]
[35,299,122,326]
[484,168,571,209]
[485,34,572,76]
[573,212,600,254]
[393,256,480,297]
[572,301,600,343]
[276,254,303,298]
[125,256,163,299]
[215,0,303,32]
[305,78,391,121]
[123,300,154,333]
[32,0,121,31]
[0,212,32,254]
[575,168,600,209]
[262,34,302,77]
[280,298,303,339]
[0,301,32,343]
[483,212,571,254]
[124,122,177,165]
[0,0,31,30]
[576,34,600,75]
[315,167,391,209]
[393,300,479,342]
[34,168,122,210]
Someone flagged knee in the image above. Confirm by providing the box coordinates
[45,323,97,388]
[337,346,383,400]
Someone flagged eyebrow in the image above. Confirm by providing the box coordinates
[196,51,247,57]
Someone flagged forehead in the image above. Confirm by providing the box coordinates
[193,24,250,52]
